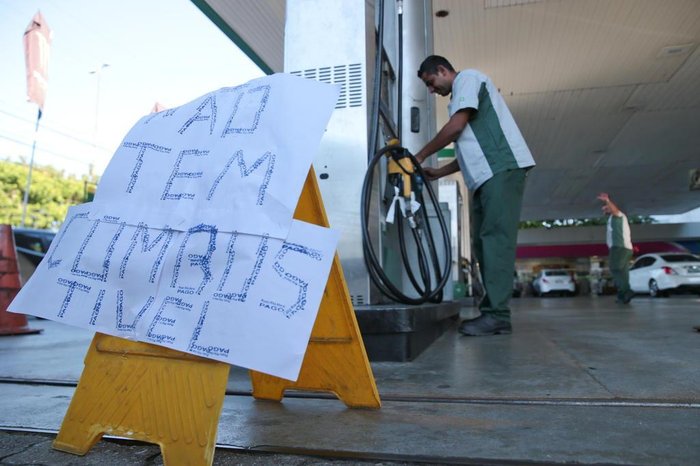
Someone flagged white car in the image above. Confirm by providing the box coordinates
[532,269,576,296]
[629,253,700,297]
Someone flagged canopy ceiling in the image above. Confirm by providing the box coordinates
[194,0,700,220]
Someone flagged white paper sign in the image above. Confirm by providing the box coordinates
[93,73,339,238]
[9,74,341,381]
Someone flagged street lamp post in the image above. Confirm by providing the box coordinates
[89,63,109,148]
[19,113,41,227]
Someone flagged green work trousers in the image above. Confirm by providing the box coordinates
[609,246,632,299]
[471,168,527,322]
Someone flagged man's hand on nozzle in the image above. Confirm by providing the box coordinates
[414,150,429,165]
[597,192,610,203]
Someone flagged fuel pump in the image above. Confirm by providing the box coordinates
[361,0,452,305]
[361,140,452,305]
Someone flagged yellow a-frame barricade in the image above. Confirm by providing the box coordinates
[250,168,381,408]
[53,335,230,465]
[52,168,380,466]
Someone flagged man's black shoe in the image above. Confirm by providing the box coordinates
[616,291,634,304]
[458,314,512,336]
[622,290,634,304]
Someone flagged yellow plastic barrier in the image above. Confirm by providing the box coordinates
[250,168,381,409]
[53,334,229,465]
[53,168,379,465]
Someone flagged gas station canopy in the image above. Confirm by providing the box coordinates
[194,0,700,220]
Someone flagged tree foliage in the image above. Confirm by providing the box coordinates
[0,160,94,229]
[520,215,656,229]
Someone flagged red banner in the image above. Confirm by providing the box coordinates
[23,11,52,112]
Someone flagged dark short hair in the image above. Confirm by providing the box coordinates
[417,55,455,78]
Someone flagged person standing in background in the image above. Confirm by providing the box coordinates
[597,192,634,304]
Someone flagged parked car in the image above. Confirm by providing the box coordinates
[12,227,56,285]
[532,269,576,296]
[13,227,56,265]
[629,253,700,297]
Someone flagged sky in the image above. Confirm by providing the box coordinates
[0,0,265,178]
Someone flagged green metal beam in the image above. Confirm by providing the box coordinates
[437,148,455,159]
[191,0,275,76]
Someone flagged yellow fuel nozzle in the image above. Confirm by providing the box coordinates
[385,143,414,198]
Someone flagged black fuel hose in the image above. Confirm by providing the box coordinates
[367,0,385,163]
[360,145,452,304]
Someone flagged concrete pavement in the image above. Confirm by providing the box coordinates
[1,295,699,465]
